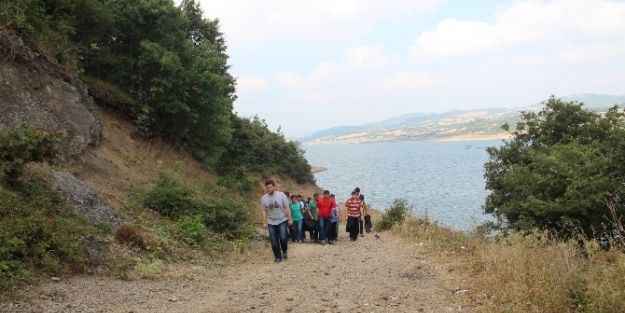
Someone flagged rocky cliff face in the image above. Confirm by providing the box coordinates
[0,26,101,158]
[0,26,119,227]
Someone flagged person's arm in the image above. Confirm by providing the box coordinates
[285,199,293,226]
[261,209,268,230]
[360,201,365,218]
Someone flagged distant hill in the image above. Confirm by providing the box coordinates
[302,93,625,144]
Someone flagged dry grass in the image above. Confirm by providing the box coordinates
[391,216,625,312]
[61,107,315,271]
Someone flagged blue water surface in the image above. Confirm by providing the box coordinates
[304,140,503,230]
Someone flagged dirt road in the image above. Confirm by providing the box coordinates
[3,230,461,313]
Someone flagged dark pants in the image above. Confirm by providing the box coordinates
[288,224,295,242]
[359,219,364,235]
[329,221,338,241]
[364,215,372,233]
[268,221,288,260]
[348,217,360,240]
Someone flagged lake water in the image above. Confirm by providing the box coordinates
[303,140,503,231]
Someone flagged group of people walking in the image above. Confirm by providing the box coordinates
[260,179,372,263]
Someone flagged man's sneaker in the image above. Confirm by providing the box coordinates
[282,252,288,260]
[274,258,281,263]
[321,240,327,245]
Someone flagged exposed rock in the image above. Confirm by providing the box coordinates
[52,171,120,227]
[0,26,101,158]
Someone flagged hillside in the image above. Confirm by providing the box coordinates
[0,1,317,297]
[303,94,625,144]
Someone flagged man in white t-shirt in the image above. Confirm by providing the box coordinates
[260,180,293,263]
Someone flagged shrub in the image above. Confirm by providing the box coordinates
[144,172,252,238]
[0,124,64,184]
[375,198,411,231]
[134,258,164,279]
[0,169,110,292]
[143,173,198,219]
[175,216,211,246]
[115,224,150,249]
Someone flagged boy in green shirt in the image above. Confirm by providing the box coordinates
[289,195,304,243]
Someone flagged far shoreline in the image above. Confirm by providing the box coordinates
[302,134,510,146]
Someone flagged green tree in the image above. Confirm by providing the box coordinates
[484,96,625,237]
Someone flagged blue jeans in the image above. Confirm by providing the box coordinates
[267,221,288,260]
[317,216,332,242]
[293,219,303,241]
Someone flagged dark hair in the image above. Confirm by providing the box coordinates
[359,194,365,201]
[351,191,358,195]
[265,179,275,186]
[285,191,290,197]
[354,187,360,193]
[323,190,330,195]
[313,192,319,197]
[290,195,296,200]
[330,194,335,198]
[308,197,312,201]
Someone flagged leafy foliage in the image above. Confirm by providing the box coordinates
[0,125,65,184]
[0,0,314,182]
[375,198,411,231]
[0,169,110,292]
[219,115,314,183]
[144,173,252,238]
[484,96,625,237]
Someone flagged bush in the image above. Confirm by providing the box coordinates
[144,173,252,238]
[115,224,152,250]
[0,124,64,184]
[175,216,211,246]
[143,173,198,219]
[0,169,110,292]
[375,198,411,231]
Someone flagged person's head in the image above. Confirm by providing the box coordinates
[354,187,361,193]
[359,194,365,201]
[323,190,330,199]
[351,191,358,199]
[297,194,303,200]
[290,194,297,203]
[307,197,312,202]
[285,191,290,198]
[330,194,335,199]
[313,192,319,200]
[264,180,275,194]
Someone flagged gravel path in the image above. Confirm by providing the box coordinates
[2,230,459,313]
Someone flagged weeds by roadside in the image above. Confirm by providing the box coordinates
[376,198,625,313]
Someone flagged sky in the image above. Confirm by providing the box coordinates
[196,0,625,137]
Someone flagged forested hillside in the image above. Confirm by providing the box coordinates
[0,0,313,183]
[0,0,316,295]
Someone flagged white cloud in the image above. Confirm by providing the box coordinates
[197,0,442,44]
[344,45,390,71]
[236,75,269,92]
[275,72,307,89]
[372,71,447,90]
[410,0,625,58]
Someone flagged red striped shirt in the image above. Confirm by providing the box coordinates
[345,198,363,217]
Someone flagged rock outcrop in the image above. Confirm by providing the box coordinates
[0,26,101,158]
[52,171,120,227]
